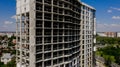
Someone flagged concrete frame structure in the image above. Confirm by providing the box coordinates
[16,0,96,67]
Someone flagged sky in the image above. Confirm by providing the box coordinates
[0,0,120,32]
[0,0,16,32]
[82,0,120,32]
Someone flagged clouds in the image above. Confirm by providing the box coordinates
[0,23,15,31]
[107,7,120,13]
[0,15,16,31]
[97,23,120,32]
[0,20,16,31]
[110,7,120,11]
[107,10,112,13]
[4,15,15,25]
[97,23,120,27]
[4,21,13,25]
[107,7,120,20]
[2,21,15,31]
[112,16,120,20]
[11,15,16,19]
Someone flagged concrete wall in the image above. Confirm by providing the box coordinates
[16,0,30,14]
[117,32,120,37]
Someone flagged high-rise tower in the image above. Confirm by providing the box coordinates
[16,0,96,67]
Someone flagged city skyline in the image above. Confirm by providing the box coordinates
[0,0,120,32]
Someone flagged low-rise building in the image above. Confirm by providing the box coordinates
[117,32,120,37]
[97,32,107,37]
[1,53,13,64]
[105,32,117,37]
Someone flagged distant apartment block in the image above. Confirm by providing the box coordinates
[97,32,120,37]
[105,32,117,37]
[16,0,96,67]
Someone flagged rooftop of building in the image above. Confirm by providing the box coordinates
[81,2,95,10]
[1,53,12,59]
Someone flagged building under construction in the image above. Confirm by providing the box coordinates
[16,0,96,67]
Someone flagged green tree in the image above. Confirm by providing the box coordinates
[0,62,4,66]
[96,36,120,44]
[6,58,16,67]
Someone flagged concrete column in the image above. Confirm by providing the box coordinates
[51,0,53,66]
[42,0,44,67]
[29,0,36,67]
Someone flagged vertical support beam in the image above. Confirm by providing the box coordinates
[19,13,22,67]
[51,0,53,66]
[24,12,27,67]
[42,0,45,67]
[29,0,36,67]
[93,11,96,67]
[16,15,18,65]
[84,9,87,67]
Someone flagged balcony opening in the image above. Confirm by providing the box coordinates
[36,29,42,35]
[44,45,51,51]
[36,45,42,52]
[44,53,51,59]
[36,12,42,19]
[53,0,58,5]
[44,37,51,43]
[36,54,42,61]
[36,62,42,67]
[36,0,42,3]
[44,5,51,12]
[44,21,51,28]
[36,4,42,11]
[36,37,42,44]
[44,13,51,20]
[44,0,51,4]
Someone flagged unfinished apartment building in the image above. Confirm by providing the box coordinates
[16,0,96,67]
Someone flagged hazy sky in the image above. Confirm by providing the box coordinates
[0,0,120,32]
